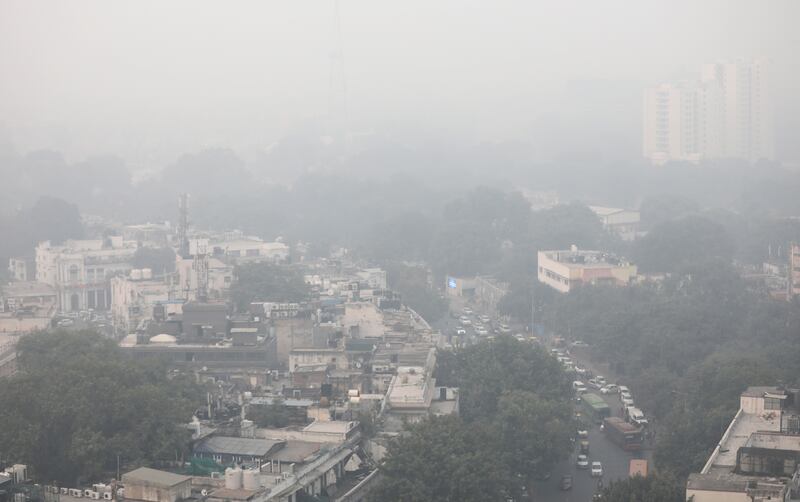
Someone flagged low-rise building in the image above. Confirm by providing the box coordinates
[110,270,174,332]
[537,247,637,293]
[0,281,57,316]
[121,467,191,502]
[686,386,800,501]
[588,206,641,241]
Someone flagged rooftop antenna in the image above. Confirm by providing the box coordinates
[177,193,190,259]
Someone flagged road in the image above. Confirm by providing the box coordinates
[438,298,652,502]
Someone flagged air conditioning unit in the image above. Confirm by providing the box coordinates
[102,493,112,500]
[281,472,292,480]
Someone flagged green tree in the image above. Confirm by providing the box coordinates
[230,263,310,311]
[598,473,685,502]
[633,215,734,273]
[132,247,177,275]
[247,398,293,428]
[384,262,448,323]
[0,330,202,484]
[369,416,512,502]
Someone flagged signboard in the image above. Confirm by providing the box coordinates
[447,277,457,289]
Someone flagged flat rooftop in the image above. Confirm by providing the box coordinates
[540,250,632,269]
[704,409,782,475]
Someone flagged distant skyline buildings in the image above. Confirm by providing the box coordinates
[643,60,774,165]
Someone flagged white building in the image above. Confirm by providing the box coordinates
[537,248,637,294]
[589,206,641,241]
[212,239,289,263]
[110,269,178,332]
[36,238,138,312]
[686,387,800,502]
[175,256,233,302]
[643,60,774,165]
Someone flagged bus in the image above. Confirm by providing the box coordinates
[604,417,644,451]
[581,393,611,423]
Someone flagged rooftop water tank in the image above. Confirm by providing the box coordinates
[242,469,260,490]
[225,467,242,490]
[141,268,152,280]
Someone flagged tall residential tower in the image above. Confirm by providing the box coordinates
[643,60,774,165]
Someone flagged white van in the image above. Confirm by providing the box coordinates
[573,381,587,394]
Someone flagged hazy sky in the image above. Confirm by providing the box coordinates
[1,0,798,167]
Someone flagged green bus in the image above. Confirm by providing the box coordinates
[581,393,611,423]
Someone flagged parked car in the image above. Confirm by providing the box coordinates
[463,307,473,315]
[571,340,589,347]
[456,328,466,336]
[576,454,590,469]
[57,318,74,327]
[577,429,589,439]
[476,328,489,336]
[480,314,491,323]
[596,375,607,386]
[499,324,512,334]
[587,379,602,390]
[560,475,573,490]
[580,439,590,453]
[575,366,588,376]
[591,461,604,477]
[618,385,630,394]
[621,396,635,407]
[460,319,472,327]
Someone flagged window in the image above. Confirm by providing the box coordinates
[69,265,79,282]
[246,249,259,257]
[764,397,781,410]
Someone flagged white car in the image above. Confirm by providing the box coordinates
[576,454,589,469]
[57,318,74,327]
[591,461,603,477]
[618,385,630,395]
[460,319,472,327]
[476,328,489,336]
[600,384,618,395]
[456,328,466,336]
[574,366,588,375]
[621,396,634,407]
[480,315,491,323]
[463,308,473,315]
[571,340,589,348]
[596,375,607,386]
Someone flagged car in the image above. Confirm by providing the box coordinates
[476,328,489,336]
[57,318,74,327]
[571,340,589,347]
[480,314,491,323]
[577,429,589,439]
[580,439,590,453]
[618,385,630,394]
[499,324,512,334]
[600,384,618,395]
[576,454,590,469]
[587,379,602,389]
[456,328,466,336]
[463,307,473,315]
[596,375,607,386]
[591,461,604,477]
[574,365,588,375]
[560,475,573,490]
[622,396,635,407]
[460,319,472,327]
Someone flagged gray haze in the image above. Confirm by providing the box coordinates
[2,0,799,169]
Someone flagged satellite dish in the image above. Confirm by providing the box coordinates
[201,489,208,496]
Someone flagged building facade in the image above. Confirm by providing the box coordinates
[537,248,637,293]
[35,238,138,312]
[643,60,774,165]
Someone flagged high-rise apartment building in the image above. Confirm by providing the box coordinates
[643,60,773,165]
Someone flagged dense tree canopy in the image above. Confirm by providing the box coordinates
[368,416,512,502]
[375,337,574,500]
[598,473,685,502]
[230,262,310,311]
[384,262,448,323]
[132,247,177,275]
[0,330,202,485]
